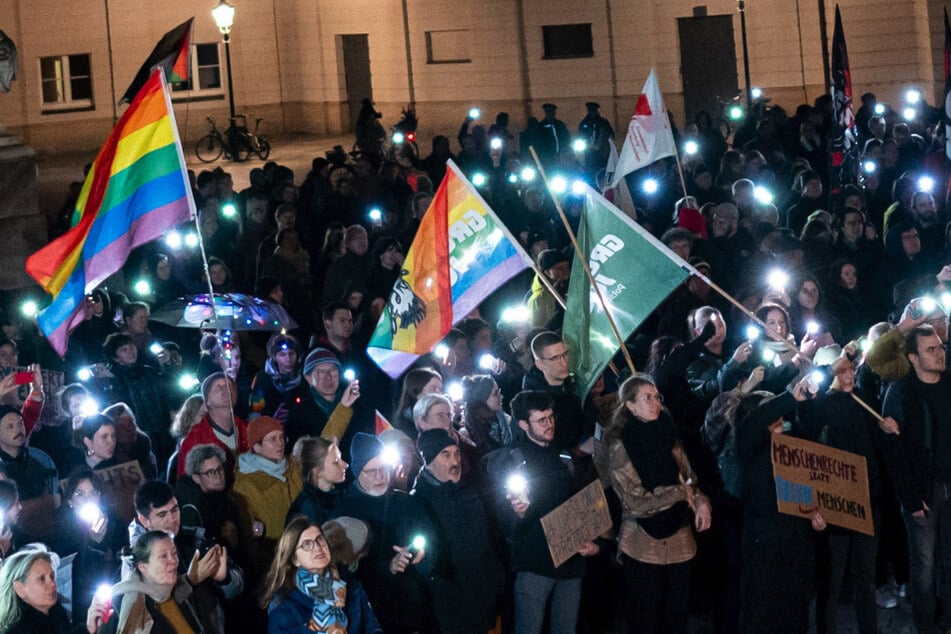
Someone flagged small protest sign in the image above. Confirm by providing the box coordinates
[771,432,873,535]
[540,480,612,567]
[60,460,144,523]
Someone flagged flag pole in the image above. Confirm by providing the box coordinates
[530,146,637,377]
[691,269,884,422]
[667,113,691,201]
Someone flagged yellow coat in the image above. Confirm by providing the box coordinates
[233,455,303,540]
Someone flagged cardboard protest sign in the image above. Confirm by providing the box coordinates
[60,460,144,523]
[540,480,612,567]
[771,432,873,535]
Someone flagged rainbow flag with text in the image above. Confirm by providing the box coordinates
[26,68,195,356]
[367,161,533,377]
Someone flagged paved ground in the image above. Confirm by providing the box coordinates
[34,131,352,216]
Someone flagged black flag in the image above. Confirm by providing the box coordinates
[828,5,857,211]
[119,18,193,105]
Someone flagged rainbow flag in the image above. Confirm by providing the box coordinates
[26,68,195,356]
[367,161,533,377]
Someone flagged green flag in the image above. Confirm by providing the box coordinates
[563,187,693,399]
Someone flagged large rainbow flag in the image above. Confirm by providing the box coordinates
[367,161,534,377]
[26,68,195,356]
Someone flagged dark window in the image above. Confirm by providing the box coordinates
[542,24,594,59]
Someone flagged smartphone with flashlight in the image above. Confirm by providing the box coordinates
[13,372,33,385]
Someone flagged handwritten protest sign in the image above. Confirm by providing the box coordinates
[540,480,612,567]
[60,460,145,523]
[771,432,873,535]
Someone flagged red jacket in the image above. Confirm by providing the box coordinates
[177,413,249,476]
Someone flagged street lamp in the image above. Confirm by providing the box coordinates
[737,0,752,107]
[212,0,236,121]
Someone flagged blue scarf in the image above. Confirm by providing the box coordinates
[295,567,348,632]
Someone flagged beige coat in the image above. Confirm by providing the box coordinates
[608,439,707,565]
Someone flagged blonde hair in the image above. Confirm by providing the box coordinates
[171,394,205,438]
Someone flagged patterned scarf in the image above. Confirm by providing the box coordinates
[295,567,348,633]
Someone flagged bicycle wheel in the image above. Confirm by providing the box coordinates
[255,137,271,161]
[195,134,223,163]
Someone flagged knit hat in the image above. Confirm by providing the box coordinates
[322,517,370,566]
[201,372,227,401]
[418,429,456,465]
[303,348,340,377]
[349,433,385,477]
[248,416,283,448]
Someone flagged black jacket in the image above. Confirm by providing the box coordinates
[412,469,503,634]
[3,601,85,634]
[286,483,339,527]
[521,367,590,452]
[333,485,437,632]
[489,437,585,579]
[882,371,951,513]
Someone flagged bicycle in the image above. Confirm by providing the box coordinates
[195,115,271,163]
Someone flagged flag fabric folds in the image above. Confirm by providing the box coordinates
[943,8,951,162]
[119,17,193,104]
[26,69,195,356]
[367,160,534,378]
[563,187,692,400]
[609,69,677,187]
[828,5,858,207]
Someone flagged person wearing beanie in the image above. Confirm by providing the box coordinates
[233,416,303,573]
[528,249,571,328]
[285,348,361,451]
[783,168,826,235]
[176,371,249,478]
[412,428,503,634]
[248,332,302,422]
[334,432,439,633]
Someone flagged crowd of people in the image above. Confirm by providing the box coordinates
[0,88,948,633]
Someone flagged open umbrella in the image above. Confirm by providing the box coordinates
[150,293,298,331]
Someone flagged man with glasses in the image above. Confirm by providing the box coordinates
[176,444,245,558]
[883,324,951,632]
[334,432,438,633]
[285,348,361,451]
[522,332,590,455]
[494,390,599,634]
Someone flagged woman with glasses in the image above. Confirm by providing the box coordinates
[52,470,124,628]
[607,374,712,634]
[262,515,380,633]
[175,444,246,556]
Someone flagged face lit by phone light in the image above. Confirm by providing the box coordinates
[832,362,856,392]
[358,456,391,497]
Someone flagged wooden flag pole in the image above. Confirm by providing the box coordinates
[529,146,637,377]
[666,112,691,202]
[693,269,884,422]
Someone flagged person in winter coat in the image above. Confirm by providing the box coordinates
[412,429,503,634]
[249,333,302,422]
[608,375,712,634]
[285,437,348,527]
[0,545,107,634]
[233,417,303,573]
[101,530,205,634]
[333,433,439,633]
[262,515,380,634]
[284,349,360,450]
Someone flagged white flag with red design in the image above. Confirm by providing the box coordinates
[609,69,677,187]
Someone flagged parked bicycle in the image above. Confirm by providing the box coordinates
[195,115,271,163]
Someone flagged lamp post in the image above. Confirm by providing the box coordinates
[212,0,236,122]
[737,0,752,106]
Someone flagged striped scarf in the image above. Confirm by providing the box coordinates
[295,567,348,633]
